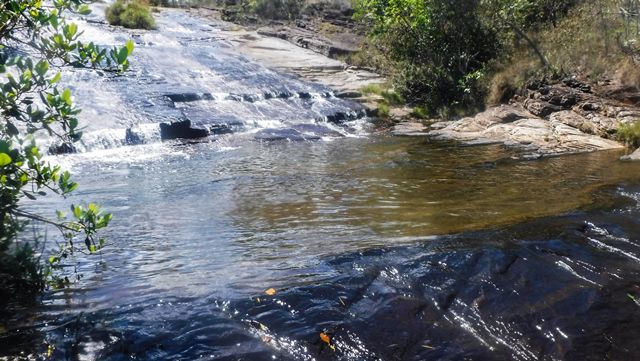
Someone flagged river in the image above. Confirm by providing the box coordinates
[2,4,640,361]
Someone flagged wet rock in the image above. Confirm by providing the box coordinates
[49,142,77,155]
[291,123,343,137]
[181,108,245,135]
[242,94,262,102]
[391,121,428,136]
[165,93,214,103]
[225,94,243,102]
[298,92,312,99]
[125,128,144,145]
[621,148,640,161]
[254,128,321,141]
[159,120,209,140]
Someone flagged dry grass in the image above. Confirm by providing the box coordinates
[486,0,640,105]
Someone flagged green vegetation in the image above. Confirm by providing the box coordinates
[353,0,640,117]
[617,121,640,148]
[106,0,157,29]
[250,0,301,20]
[1,0,131,309]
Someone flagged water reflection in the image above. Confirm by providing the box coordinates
[3,137,640,360]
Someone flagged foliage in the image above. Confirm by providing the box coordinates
[354,0,500,115]
[617,120,640,148]
[1,0,130,302]
[106,0,156,30]
[248,0,302,20]
[410,106,429,119]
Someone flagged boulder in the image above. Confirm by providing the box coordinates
[524,99,563,117]
[159,120,209,140]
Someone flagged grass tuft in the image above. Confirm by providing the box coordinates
[106,0,156,30]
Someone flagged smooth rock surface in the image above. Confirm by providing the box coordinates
[391,121,428,136]
[429,105,624,157]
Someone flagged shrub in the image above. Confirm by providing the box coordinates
[377,102,390,118]
[106,0,156,30]
[617,121,640,148]
[250,0,302,20]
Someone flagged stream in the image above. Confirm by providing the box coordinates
[2,4,640,361]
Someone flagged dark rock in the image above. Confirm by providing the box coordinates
[335,91,362,99]
[298,92,312,99]
[277,91,294,99]
[563,78,592,93]
[547,92,579,108]
[242,94,261,102]
[165,93,214,103]
[49,142,77,155]
[524,100,563,117]
[582,102,601,112]
[181,108,245,135]
[159,120,209,140]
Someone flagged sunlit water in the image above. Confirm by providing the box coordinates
[2,4,640,361]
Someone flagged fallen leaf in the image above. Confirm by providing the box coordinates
[320,332,336,351]
[421,344,435,349]
[265,288,276,296]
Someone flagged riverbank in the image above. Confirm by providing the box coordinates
[424,78,639,159]
[184,5,640,159]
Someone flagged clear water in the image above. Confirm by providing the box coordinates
[2,5,640,361]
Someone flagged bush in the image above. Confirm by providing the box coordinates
[355,0,500,116]
[106,0,156,30]
[250,0,302,20]
[617,121,640,148]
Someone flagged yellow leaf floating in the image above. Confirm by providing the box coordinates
[265,288,276,296]
[320,332,336,351]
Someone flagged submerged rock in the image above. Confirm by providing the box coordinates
[159,120,209,140]
[291,123,344,137]
[165,92,214,103]
[254,128,321,141]
[181,108,245,135]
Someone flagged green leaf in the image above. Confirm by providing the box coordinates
[72,205,82,219]
[50,72,61,84]
[78,4,91,15]
[117,46,129,65]
[126,39,135,56]
[35,60,49,75]
[62,88,72,105]
[0,153,12,166]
